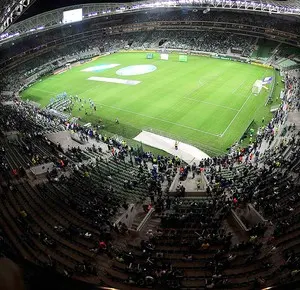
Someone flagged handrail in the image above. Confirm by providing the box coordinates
[113,203,135,227]
[231,209,250,232]
[136,207,154,232]
[248,203,268,223]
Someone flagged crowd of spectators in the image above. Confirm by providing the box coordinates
[0,66,299,289]
[0,30,258,92]
[1,8,300,86]
[0,11,300,287]
[122,9,300,36]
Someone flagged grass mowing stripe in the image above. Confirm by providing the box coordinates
[183,97,239,111]
[220,69,269,138]
[94,102,221,137]
[29,87,60,94]
[21,52,282,154]
[220,91,253,137]
[231,80,247,94]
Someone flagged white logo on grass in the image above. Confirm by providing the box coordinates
[116,65,157,76]
[81,64,120,72]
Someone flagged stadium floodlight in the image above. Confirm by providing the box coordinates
[88,12,97,17]
[0,32,8,39]
[1,0,300,43]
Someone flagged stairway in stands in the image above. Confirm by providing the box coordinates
[131,212,147,231]
[223,214,249,245]
[144,214,161,232]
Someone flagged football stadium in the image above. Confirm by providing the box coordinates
[0,0,299,289]
[21,51,281,156]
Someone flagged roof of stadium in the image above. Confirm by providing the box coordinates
[1,0,300,35]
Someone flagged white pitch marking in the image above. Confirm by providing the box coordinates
[183,97,239,111]
[29,86,221,137]
[88,77,140,85]
[96,103,221,137]
[231,80,247,94]
[220,69,269,137]
[220,92,253,138]
[28,87,57,94]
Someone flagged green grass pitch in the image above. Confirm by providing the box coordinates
[21,52,281,155]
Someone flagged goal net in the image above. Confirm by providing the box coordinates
[179,55,188,62]
[252,80,263,95]
[146,53,154,59]
[160,53,169,60]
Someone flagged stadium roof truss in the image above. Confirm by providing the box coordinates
[0,0,36,34]
[1,0,300,43]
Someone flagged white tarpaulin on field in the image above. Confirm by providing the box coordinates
[134,131,210,164]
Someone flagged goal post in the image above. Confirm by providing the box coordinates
[160,53,169,60]
[252,80,263,95]
[146,53,154,59]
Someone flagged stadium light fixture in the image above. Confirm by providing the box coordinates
[1,0,300,43]
[0,32,8,38]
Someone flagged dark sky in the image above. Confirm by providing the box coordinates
[18,0,132,21]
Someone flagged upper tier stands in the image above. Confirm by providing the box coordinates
[1,9,300,65]
[2,29,297,93]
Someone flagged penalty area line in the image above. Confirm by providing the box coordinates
[231,80,247,94]
[220,69,269,138]
[220,92,253,138]
[183,97,239,112]
[96,103,221,137]
[28,87,59,94]
[27,87,222,138]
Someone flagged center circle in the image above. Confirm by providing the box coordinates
[116,65,157,76]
